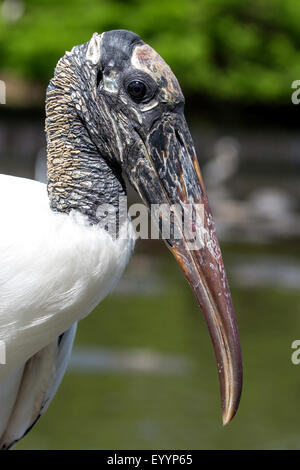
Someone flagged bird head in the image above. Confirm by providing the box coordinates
[48,29,242,425]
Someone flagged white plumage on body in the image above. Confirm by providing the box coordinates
[0,174,135,447]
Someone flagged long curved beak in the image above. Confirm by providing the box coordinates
[129,112,243,424]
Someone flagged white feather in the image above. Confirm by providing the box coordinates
[0,174,135,383]
[0,365,24,438]
[0,324,77,448]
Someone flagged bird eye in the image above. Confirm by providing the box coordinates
[127,80,147,101]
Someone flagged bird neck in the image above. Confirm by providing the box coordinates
[46,86,126,228]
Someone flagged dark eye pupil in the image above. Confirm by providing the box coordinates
[127,81,147,99]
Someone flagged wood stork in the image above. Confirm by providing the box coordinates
[0,30,242,449]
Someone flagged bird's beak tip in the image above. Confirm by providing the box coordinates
[222,407,236,426]
[222,374,242,425]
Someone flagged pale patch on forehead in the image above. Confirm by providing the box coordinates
[131,44,183,103]
[86,32,103,64]
[86,32,119,93]
[103,70,118,93]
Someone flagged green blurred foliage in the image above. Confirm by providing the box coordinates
[1,0,300,103]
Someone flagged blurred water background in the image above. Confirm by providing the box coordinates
[1,0,300,450]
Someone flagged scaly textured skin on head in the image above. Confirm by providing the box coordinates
[46,41,126,226]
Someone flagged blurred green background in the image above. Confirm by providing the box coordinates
[1,0,300,450]
[2,0,300,102]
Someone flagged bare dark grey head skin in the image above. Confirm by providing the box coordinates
[47,29,185,223]
[46,30,242,425]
